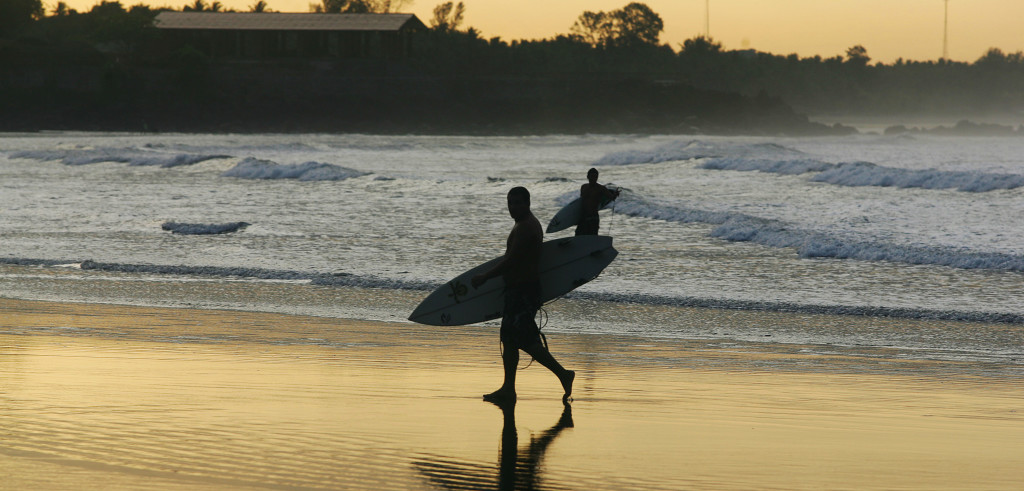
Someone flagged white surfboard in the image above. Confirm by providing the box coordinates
[546,186,619,233]
[408,235,617,326]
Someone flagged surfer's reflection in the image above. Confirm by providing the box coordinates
[414,401,574,490]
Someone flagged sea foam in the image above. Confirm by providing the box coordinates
[563,190,1024,273]
[698,157,835,175]
[593,140,805,166]
[810,162,1024,192]
[4,255,1021,324]
[221,158,368,181]
[593,139,1024,192]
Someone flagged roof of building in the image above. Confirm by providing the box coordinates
[154,12,426,32]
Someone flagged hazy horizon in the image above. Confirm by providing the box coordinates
[53,0,1024,64]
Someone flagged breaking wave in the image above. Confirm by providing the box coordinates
[691,157,1024,193]
[593,140,804,166]
[810,162,1024,192]
[698,157,835,175]
[558,190,1024,273]
[594,140,1024,192]
[221,158,369,181]
[11,147,229,167]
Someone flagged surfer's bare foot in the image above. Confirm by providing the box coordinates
[483,388,516,404]
[560,370,575,403]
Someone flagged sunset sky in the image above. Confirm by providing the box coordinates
[61,0,1024,63]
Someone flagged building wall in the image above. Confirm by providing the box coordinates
[161,29,413,60]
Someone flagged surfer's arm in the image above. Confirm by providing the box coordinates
[472,257,508,288]
[472,246,526,288]
[602,184,620,200]
[472,226,536,288]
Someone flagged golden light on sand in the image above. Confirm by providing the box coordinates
[2,299,1023,489]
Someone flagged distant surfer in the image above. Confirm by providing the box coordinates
[576,168,620,236]
[471,186,575,403]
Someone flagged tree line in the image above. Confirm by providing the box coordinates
[417,2,1024,117]
[2,0,1023,130]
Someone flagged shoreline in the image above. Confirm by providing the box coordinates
[2,297,1023,489]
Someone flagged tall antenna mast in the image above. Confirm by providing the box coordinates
[942,0,949,60]
[705,0,710,38]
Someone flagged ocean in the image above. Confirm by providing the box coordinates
[2,131,1022,375]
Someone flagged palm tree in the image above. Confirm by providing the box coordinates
[52,1,74,15]
[183,0,207,11]
[309,0,410,14]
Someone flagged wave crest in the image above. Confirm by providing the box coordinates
[221,158,368,181]
[594,191,1024,272]
[698,157,835,175]
[11,148,229,167]
[810,162,1024,192]
[593,140,804,166]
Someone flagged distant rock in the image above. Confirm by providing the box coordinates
[885,120,1022,136]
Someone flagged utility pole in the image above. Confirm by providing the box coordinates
[705,0,710,38]
[942,0,949,60]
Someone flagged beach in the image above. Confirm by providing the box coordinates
[2,297,1022,490]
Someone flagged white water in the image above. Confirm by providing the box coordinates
[2,132,1023,368]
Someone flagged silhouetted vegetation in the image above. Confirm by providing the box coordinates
[2,0,1022,134]
[309,0,408,14]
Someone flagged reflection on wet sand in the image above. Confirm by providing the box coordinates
[2,299,1023,490]
[415,401,575,490]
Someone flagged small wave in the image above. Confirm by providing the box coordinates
[145,141,320,153]
[10,148,230,167]
[712,219,1024,271]
[6,256,1021,325]
[698,157,836,175]
[600,192,733,225]
[683,152,1023,193]
[161,222,250,235]
[221,158,369,181]
[594,140,716,166]
[810,162,1024,192]
[593,140,804,166]
[597,192,1024,273]
[565,290,1024,325]
[74,260,436,290]
[74,260,433,290]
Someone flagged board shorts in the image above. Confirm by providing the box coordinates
[575,215,599,236]
[501,282,543,350]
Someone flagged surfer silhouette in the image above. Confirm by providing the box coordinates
[471,186,575,403]
[576,168,620,236]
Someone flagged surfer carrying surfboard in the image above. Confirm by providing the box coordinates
[471,186,576,404]
[576,168,620,236]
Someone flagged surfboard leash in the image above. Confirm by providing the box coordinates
[496,305,551,371]
[607,198,616,235]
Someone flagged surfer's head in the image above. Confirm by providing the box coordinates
[587,168,598,183]
[507,186,531,220]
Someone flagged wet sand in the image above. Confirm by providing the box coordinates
[1,298,1022,490]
